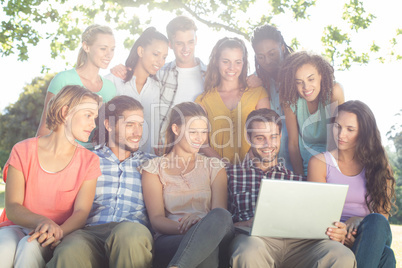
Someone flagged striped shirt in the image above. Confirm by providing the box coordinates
[86,145,155,226]
[227,161,305,223]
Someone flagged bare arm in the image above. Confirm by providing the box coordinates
[306,153,327,183]
[142,170,182,235]
[283,104,304,175]
[327,83,345,150]
[211,168,228,210]
[256,97,270,110]
[36,92,55,137]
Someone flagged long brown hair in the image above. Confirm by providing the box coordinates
[202,37,248,98]
[279,51,334,107]
[164,102,207,154]
[336,100,397,215]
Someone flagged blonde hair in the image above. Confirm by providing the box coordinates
[46,85,101,131]
[76,24,114,68]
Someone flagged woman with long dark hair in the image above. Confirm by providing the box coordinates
[308,100,397,268]
[105,27,169,154]
[279,51,345,175]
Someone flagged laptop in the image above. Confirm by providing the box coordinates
[235,179,348,239]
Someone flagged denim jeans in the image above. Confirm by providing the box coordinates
[153,208,235,268]
[352,213,396,268]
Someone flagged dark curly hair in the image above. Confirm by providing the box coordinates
[124,27,168,82]
[202,37,248,98]
[279,51,334,107]
[335,100,397,215]
[251,24,293,85]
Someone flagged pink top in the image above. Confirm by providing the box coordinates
[0,137,101,227]
[141,154,225,222]
[324,151,370,222]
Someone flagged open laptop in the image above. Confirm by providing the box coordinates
[235,179,348,239]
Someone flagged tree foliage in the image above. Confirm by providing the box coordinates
[387,110,402,224]
[0,74,52,167]
[1,0,401,70]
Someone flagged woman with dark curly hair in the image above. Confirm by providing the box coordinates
[196,37,270,165]
[307,100,397,268]
[279,51,344,175]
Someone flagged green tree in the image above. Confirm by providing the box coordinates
[387,110,402,224]
[1,0,401,70]
[0,74,53,167]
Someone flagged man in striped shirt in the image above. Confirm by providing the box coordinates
[227,108,356,268]
[48,96,154,268]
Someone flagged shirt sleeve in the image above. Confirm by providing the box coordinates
[2,142,24,182]
[84,152,102,181]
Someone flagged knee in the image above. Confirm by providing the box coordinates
[324,242,356,266]
[360,213,391,235]
[209,208,232,225]
[110,222,152,247]
[230,237,269,267]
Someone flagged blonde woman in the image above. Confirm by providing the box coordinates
[36,24,116,147]
[0,85,102,267]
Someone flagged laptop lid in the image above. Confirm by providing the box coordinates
[247,179,348,239]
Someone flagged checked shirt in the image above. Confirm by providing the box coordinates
[227,161,305,223]
[86,145,155,227]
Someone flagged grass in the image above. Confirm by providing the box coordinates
[0,184,400,265]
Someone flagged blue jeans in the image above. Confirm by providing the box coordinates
[153,208,235,268]
[352,213,396,268]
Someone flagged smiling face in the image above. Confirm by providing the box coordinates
[66,97,99,143]
[138,39,169,75]
[295,63,322,102]
[83,33,115,69]
[249,121,281,166]
[254,39,284,78]
[218,47,244,82]
[170,30,197,68]
[173,116,208,154]
[107,109,144,156]
[333,111,359,152]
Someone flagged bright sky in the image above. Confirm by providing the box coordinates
[0,0,401,147]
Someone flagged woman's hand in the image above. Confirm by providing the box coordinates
[345,216,363,237]
[344,230,356,248]
[110,64,130,79]
[178,213,201,234]
[28,218,63,247]
[326,221,347,244]
[246,74,263,88]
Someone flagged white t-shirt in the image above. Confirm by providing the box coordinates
[105,73,160,154]
[174,65,204,104]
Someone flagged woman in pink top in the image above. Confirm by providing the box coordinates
[307,100,397,268]
[0,85,102,267]
[141,102,234,268]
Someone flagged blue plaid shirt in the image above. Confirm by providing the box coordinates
[86,145,155,226]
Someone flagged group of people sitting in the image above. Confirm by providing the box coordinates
[0,14,397,268]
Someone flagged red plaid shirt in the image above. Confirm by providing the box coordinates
[227,161,306,223]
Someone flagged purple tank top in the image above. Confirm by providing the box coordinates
[324,151,370,222]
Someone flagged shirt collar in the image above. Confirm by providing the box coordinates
[94,143,145,163]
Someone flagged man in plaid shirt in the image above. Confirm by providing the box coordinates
[227,108,356,268]
[48,96,155,268]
